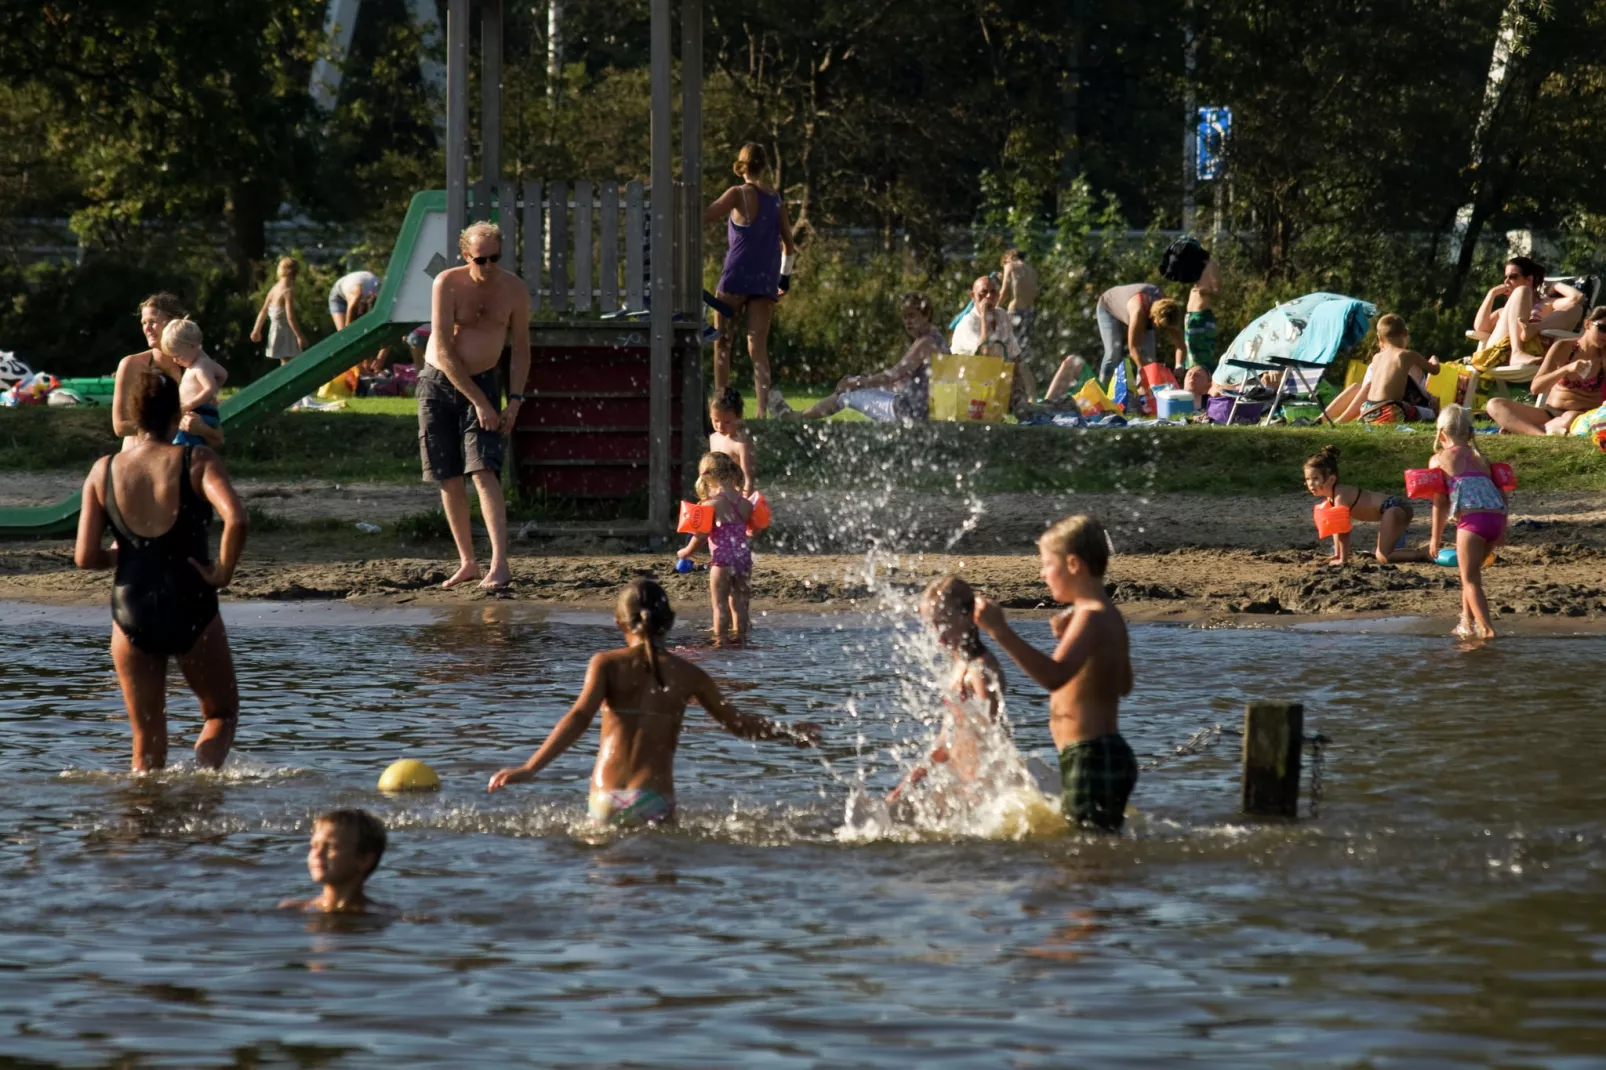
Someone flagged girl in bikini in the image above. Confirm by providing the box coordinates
[1302,444,1431,565]
[677,451,754,645]
[885,576,1010,823]
[1486,307,1606,436]
[486,579,817,825]
[1427,405,1507,640]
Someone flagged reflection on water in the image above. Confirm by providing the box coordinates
[0,611,1604,1065]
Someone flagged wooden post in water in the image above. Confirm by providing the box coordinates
[1240,701,1303,817]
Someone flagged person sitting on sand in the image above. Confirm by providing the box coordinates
[1468,256,1584,371]
[162,318,229,448]
[1486,307,1606,436]
[769,292,946,423]
[885,576,1008,823]
[708,386,756,495]
[1427,405,1506,640]
[280,809,392,915]
[1303,444,1430,565]
[74,370,246,772]
[1331,314,1440,425]
[487,579,818,825]
[973,515,1137,833]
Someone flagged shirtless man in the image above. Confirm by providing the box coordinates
[420,221,531,590]
[1182,257,1222,404]
[1332,313,1440,424]
[974,514,1137,833]
[999,249,1039,374]
[1470,256,1584,369]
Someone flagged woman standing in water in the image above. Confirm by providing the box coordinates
[75,371,247,771]
[705,142,796,418]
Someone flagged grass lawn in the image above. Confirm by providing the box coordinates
[6,405,1603,496]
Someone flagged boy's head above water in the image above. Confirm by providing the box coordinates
[921,576,983,653]
[1038,514,1111,602]
[308,808,386,890]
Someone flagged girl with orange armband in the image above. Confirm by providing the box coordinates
[677,452,754,645]
[1303,444,1431,566]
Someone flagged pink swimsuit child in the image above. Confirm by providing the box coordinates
[708,491,753,574]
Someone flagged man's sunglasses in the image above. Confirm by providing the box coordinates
[472,253,501,265]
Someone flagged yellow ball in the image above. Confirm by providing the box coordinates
[377,758,440,792]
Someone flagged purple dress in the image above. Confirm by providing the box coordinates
[716,186,782,298]
[708,492,753,575]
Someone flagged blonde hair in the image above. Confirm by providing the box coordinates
[1436,403,1479,455]
[276,257,297,280]
[160,317,203,355]
[733,142,768,179]
[459,221,502,250]
[1151,298,1183,332]
[695,451,743,500]
[1376,313,1409,347]
[1040,514,1112,578]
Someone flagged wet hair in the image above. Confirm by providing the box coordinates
[899,291,935,322]
[459,220,502,250]
[1151,298,1183,331]
[695,450,742,500]
[1437,403,1479,455]
[276,256,297,279]
[1304,443,1341,483]
[710,385,744,418]
[160,317,203,356]
[1040,514,1112,578]
[733,142,768,179]
[139,292,187,321]
[615,578,676,687]
[922,576,985,658]
[316,808,387,879]
[1376,313,1409,347]
[1507,256,1545,284]
[131,368,181,437]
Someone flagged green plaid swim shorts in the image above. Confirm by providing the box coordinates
[1058,733,1138,832]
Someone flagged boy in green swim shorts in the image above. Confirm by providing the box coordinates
[973,515,1137,832]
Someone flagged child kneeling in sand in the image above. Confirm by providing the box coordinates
[487,579,818,824]
[973,515,1137,832]
[1303,444,1430,565]
[280,808,390,914]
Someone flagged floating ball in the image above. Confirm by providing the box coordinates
[378,758,440,792]
[674,557,694,574]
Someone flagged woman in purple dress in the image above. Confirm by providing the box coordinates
[704,143,796,418]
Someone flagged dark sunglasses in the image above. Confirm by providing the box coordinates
[1503,272,1524,281]
[471,254,501,265]
[1591,321,1606,331]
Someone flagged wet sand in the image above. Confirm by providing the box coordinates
[4,481,1603,624]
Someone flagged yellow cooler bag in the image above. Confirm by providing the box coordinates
[929,354,1015,422]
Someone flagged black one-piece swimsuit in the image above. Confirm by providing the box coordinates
[104,447,219,657]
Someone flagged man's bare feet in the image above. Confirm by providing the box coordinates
[478,564,512,590]
[442,563,481,589]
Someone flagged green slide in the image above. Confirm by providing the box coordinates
[0,190,445,538]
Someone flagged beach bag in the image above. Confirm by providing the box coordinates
[1159,236,1209,284]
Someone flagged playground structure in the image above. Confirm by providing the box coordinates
[0,0,707,539]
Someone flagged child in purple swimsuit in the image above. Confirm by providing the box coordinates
[1427,404,1507,640]
[677,452,755,645]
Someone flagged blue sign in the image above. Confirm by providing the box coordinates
[1197,106,1231,181]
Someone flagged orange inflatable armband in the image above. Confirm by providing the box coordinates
[1489,461,1517,492]
[1313,501,1352,538]
[677,501,713,534]
[746,491,772,533]
[1140,363,1180,391]
[1404,467,1447,500]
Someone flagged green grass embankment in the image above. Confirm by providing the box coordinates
[4,407,1603,496]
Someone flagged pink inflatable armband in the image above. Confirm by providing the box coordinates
[677,501,713,534]
[1404,467,1447,500]
[1313,501,1352,538]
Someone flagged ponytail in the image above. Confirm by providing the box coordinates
[614,578,676,688]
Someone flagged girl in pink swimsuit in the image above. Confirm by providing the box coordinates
[677,451,755,645]
[1427,404,1507,640]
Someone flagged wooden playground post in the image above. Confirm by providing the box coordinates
[1240,701,1304,817]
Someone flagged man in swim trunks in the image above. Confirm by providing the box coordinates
[999,249,1040,376]
[1182,256,1221,404]
[421,221,531,590]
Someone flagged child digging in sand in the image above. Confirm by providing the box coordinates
[677,452,754,645]
[162,318,228,448]
[1303,444,1430,565]
[487,579,817,825]
[973,515,1137,832]
[280,809,390,914]
[709,386,756,495]
[1428,404,1507,639]
[885,576,1008,822]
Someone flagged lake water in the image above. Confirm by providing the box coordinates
[1,603,1603,1067]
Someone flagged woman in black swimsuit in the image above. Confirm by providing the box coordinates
[74,371,248,771]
